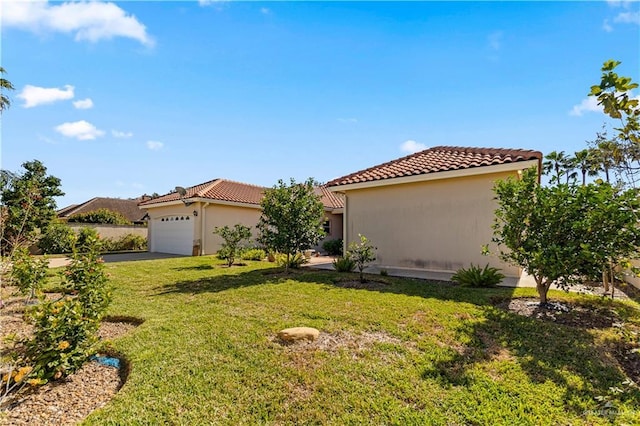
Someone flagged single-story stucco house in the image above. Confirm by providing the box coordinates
[58,197,148,224]
[326,146,542,278]
[139,179,344,256]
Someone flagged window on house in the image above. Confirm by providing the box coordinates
[323,220,331,235]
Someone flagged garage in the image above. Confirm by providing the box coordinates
[150,215,194,255]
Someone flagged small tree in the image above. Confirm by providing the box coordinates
[257,178,325,273]
[10,247,48,301]
[492,168,583,304]
[213,224,252,267]
[347,234,377,283]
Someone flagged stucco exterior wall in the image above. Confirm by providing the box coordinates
[316,212,343,251]
[342,171,520,277]
[202,204,262,255]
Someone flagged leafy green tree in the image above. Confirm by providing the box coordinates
[213,224,252,267]
[589,60,640,188]
[10,247,48,301]
[492,168,586,303]
[1,160,64,255]
[68,208,131,225]
[0,67,15,113]
[346,234,377,283]
[257,178,325,273]
[590,59,639,144]
[492,167,640,303]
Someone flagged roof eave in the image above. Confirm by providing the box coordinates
[140,197,262,210]
[328,160,540,193]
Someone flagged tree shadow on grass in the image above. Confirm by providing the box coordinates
[171,265,215,271]
[421,305,640,420]
[154,266,311,296]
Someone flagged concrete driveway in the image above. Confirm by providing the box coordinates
[48,252,187,268]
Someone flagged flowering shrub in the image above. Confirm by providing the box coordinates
[2,235,111,388]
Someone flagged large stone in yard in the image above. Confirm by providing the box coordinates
[278,327,320,342]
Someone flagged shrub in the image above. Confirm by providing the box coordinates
[346,234,377,283]
[322,239,343,256]
[102,234,147,252]
[276,252,307,269]
[12,235,111,386]
[213,224,252,267]
[451,264,505,287]
[38,221,76,254]
[241,248,266,261]
[68,208,131,225]
[75,227,100,252]
[332,256,356,272]
[10,247,48,300]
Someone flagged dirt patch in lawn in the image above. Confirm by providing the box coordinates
[1,288,141,425]
[274,329,405,353]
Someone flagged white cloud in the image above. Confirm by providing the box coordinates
[146,140,164,151]
[2,0,154,47]
[400,140,427,154]
[604,0,640,30]
[73,98,93,109]
[55,120,105,140]
[614,11,640,24]
[488,31,503,51]
[569,97,602,116]
[570,91,640,116]
[112,129,133,138]
[17,84,74,108]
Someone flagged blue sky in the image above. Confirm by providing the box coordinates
[2,1,639,207]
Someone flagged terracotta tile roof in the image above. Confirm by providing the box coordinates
[139,179,266,207]
[57,198,147,223]
[314,185,344,209]
[326,146,542,187]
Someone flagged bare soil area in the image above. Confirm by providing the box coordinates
[1,288,139,425]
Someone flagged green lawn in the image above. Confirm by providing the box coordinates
[83,256,640,425]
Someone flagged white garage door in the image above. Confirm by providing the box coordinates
[151,216,194,255]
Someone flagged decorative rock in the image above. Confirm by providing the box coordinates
[278,327,320,342]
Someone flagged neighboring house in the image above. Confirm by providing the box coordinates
[57,197,148,224]
[327,146,542,278]
[314,186,344,249]
[140,179,264,256]
[140,179,345,256]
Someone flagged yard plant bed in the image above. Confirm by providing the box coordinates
[0,288,140,425]
[4,257,640,424]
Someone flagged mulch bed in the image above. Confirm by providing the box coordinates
[0,288,140,425]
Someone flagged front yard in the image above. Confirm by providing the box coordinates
[6,256,640,424]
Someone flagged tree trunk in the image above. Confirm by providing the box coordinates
[535,277,549,304]
[602,269,610,292]
[285,252,290,274]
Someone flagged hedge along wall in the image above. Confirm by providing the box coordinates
[68,223,148,240]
